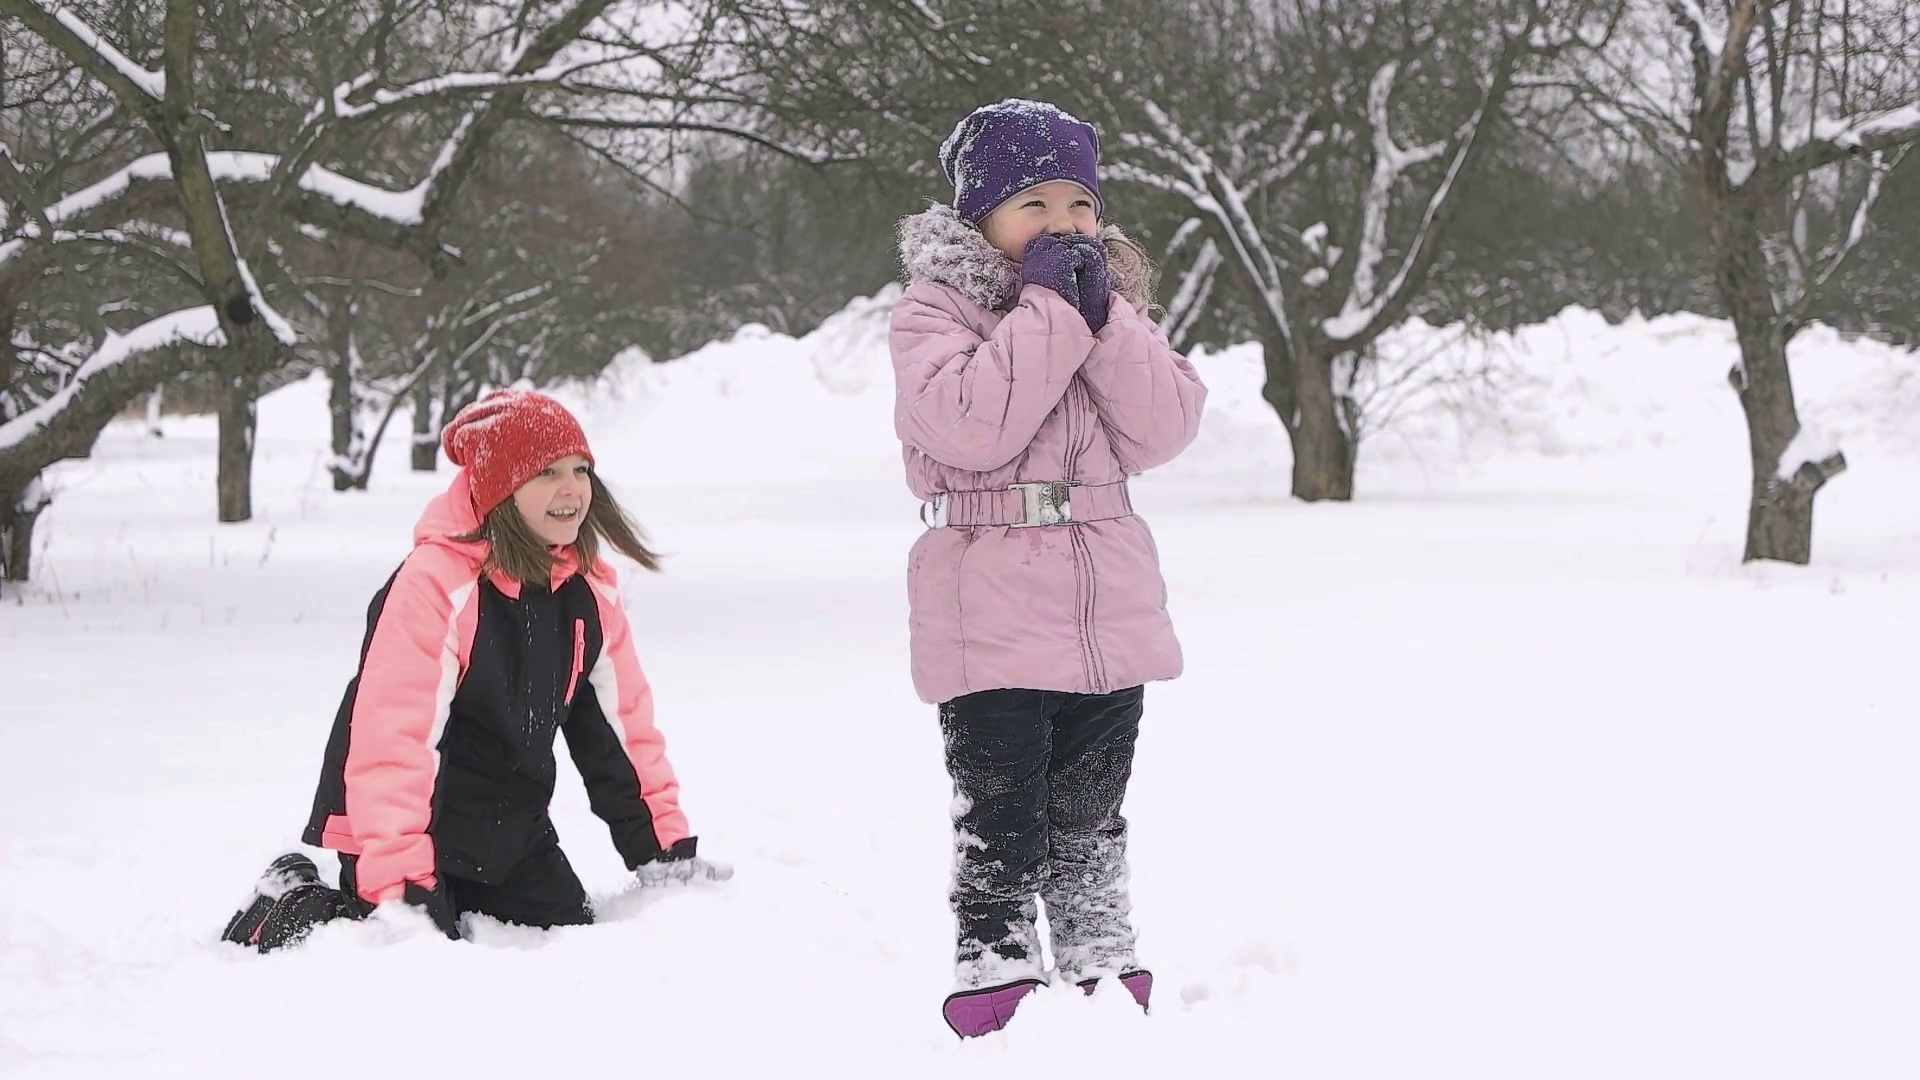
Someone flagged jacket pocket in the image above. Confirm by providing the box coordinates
[564,618,585,705]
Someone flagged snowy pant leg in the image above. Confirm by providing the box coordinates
[1041,685,1144,983]
[344,833,592,931]
[447,829,594,929]
[940,689,1052,989]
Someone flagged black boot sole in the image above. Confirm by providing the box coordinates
[220,893,276,947]
[220,854,325,948]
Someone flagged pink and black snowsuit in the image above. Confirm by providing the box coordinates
[301,470,694,925]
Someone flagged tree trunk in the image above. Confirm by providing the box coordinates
[0,309,16,394]
[1257,323,1358,502]
[1289,345,1356,502]
[0,474,49,591]
[216,372,257,522]
[411,376,438,472]
[145,385,165,438]
[1711,205,1845,564]
[328,350,355,492]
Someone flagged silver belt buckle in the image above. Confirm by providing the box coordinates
[1008,481,1075,527]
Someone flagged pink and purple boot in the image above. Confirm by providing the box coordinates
[943,970,1154,1038]
[942,978,1046,1038]
[1079,969,1154,1011]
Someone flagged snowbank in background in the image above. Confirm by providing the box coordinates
[546,286,905,488]
[242,293,1914,492]
[1174,308,1918,477]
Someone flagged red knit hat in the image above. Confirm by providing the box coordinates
[441,390,594,517]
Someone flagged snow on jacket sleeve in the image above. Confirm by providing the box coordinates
[563,567,693,868]
[342,547,476,903]
[891,282,1095,473]
[1075,294,1208,473]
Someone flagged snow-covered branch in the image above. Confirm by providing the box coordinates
[1115,130,1211,185]
[1252,109,1327,189]
[1774,424,1845,485]
[0,148,467,270]
[1333,62,1447,333]
[1799,147,1906,310]
[1165,217,1204,253]
[223,204,298,347]
[14,1,167,101]
[1755,100,1920,190]
[1103,161,1207,205]
[27,222,189,251]
[1668,0,1725,66]
[1136,99,1296,349]
[1164,236,1222,352]
[329,56,636,122]
[414,0,623,239]
[1324,104,1487,343]
[1815,103,1920,149]
[0,307,221,455]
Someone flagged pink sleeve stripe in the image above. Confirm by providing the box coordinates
[588,575,690,850]
[341,549,477,903]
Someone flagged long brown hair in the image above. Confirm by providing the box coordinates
[460,472,661,585]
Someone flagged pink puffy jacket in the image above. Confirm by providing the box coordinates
[890,205,1207,704]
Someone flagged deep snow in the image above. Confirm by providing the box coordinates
[3,300,1916,1078]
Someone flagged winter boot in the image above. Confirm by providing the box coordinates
[945,901,1046,1038]
[255,880,356,952]
[942,978,1046,1038]
[220,854,323,948]
[1077,969,1153,1012]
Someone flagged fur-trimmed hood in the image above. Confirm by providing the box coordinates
[896,203,1155,315]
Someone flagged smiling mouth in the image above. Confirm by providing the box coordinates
[547,507,581,521]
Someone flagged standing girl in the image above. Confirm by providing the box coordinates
[222,390,728,951]
[890,99,1207,1036]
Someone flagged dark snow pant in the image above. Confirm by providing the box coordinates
[339,831,595,930]
[939,685,1143,987]
[261,833,593,949]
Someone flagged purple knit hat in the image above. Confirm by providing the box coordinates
[939,99,1104,225]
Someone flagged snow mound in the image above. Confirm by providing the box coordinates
[232,293,1916,488]
[1171,307,1917,477]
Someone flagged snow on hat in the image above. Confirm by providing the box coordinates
[441,389,594,517]
[939,98,1104,225]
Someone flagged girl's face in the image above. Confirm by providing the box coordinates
[980,180,1099,262]
[512,454,593,547]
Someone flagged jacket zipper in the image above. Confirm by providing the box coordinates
[564,618,585,705]
[1061,381,1108,694]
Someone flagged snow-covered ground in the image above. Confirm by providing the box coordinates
[4,300,1917,1078]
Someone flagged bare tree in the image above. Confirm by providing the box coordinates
[4,0,808,595]
[0,0,654,537]
[1098,0,1627,500]
[715,0,1609,501]
[1565,0,1920,562]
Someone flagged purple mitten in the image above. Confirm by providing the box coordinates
[942,979,1044,1038]
[1020,233,1084,310]
[1066,234,1112,332]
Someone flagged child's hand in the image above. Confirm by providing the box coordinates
[636,856,735,888]
[1020,234,1084,311]
[1065,234,1112,332]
